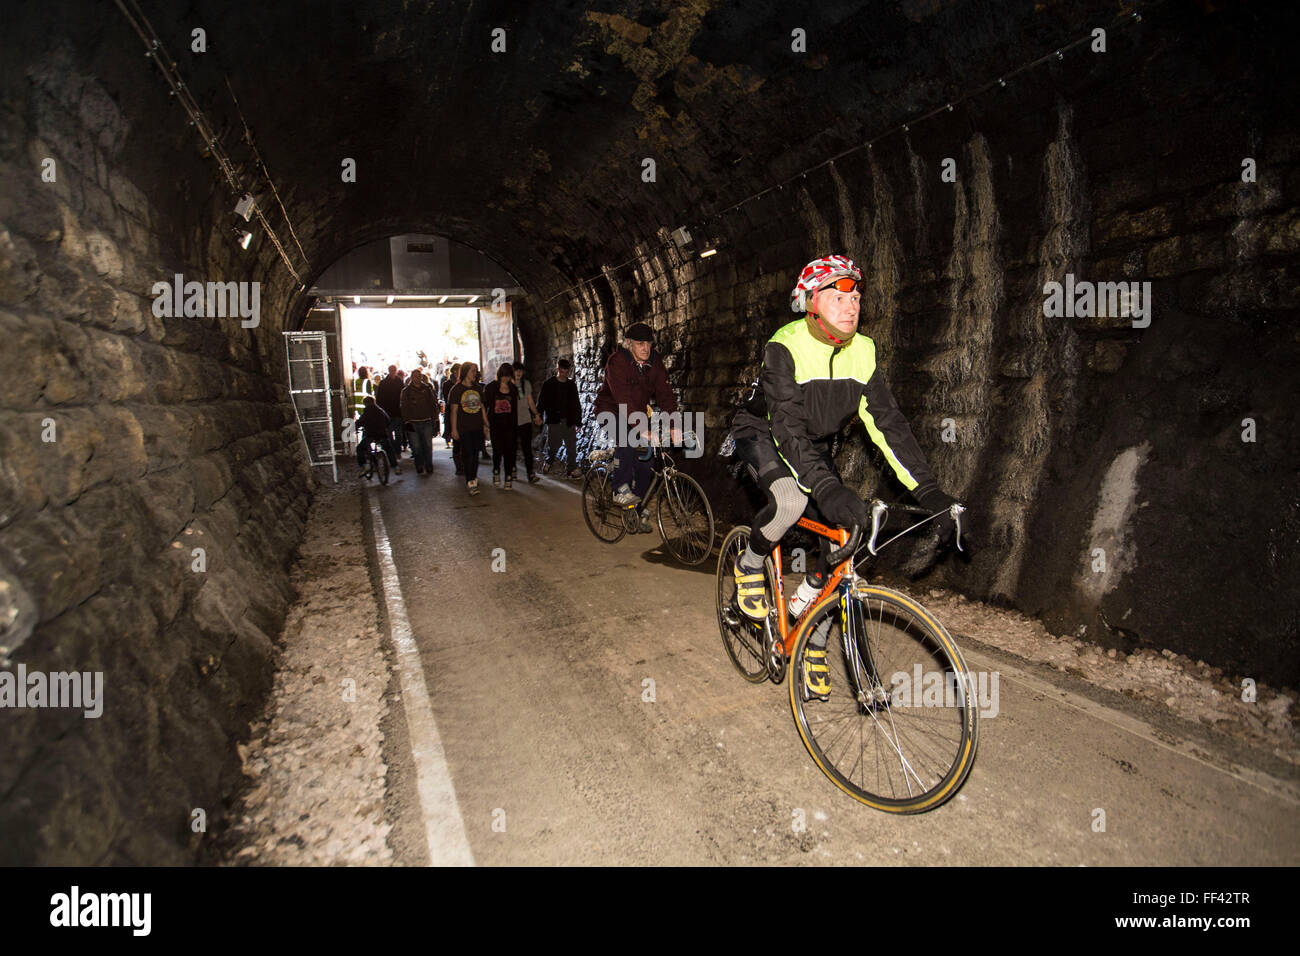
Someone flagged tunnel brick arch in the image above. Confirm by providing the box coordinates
[1,0,1297,863]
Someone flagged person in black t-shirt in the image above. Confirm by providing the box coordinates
[448,362,490,495]
[442,362,461,473]
[482,363,520,489]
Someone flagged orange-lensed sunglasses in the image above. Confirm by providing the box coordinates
[822,276,859,293]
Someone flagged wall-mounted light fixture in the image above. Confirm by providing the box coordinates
[234,193,256,221]
[671,226,693,251]
[696,227,722,259]
[232,226,252,249]
[353,295,361,305]
[439,295,449,304]
[386,295,394,304]
[468,295,479,304]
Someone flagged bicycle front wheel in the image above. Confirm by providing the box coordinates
[375,452,390,485]
[789,584,978,813]
[582,465,626,543]
[656,472,715,565]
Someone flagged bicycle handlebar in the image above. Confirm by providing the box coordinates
[826,523,863,566]
[864,498,966,556]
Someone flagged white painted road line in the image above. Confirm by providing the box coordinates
[367,491,476,866]
[543,475,583,495]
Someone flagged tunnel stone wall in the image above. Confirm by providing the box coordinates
[1,0,1296,865]
[0,52,313,863]
[521,7,1299,687]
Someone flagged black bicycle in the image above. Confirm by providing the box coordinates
[582,438,715,565]
[360,434,390,485]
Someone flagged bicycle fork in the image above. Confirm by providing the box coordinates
[840,585,930,796]
[839,586,889,712]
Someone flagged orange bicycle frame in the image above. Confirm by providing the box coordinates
[768,518,852,656]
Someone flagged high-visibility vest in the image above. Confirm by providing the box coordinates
[352,377,372,416]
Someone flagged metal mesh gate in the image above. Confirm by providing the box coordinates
[284,331,338,482]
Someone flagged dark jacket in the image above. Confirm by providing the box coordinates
[593,348,677,417]
[356,403,390,440]
[732,320,935,499]
[375,375,404,417]
[441,376,455,430]
[400,380,439,425]
[538,375,582,426]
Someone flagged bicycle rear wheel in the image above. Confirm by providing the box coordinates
[657,472,715,565]
[789,584,978,813]
[715,526,773,683]
[582,465,626,543]
[375,451,390,485]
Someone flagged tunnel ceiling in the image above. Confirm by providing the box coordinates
[20,0,1147,295]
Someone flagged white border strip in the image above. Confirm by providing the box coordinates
[367,492,476,866]
[544,475,582,496]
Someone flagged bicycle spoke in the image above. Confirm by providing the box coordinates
[792,587,976,811]
[674,479,712,555]
[716,528,770,681]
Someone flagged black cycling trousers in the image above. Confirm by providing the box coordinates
[734,433,836,576]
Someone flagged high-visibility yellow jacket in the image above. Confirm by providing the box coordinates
[732,320,936,500]
[352,376,373,416]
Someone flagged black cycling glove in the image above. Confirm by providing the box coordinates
[815,480,868,532]
[913,482,960,548]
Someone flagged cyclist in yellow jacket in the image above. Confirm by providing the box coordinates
[729,255,962,701]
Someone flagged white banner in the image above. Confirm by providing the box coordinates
[478,303,514,381]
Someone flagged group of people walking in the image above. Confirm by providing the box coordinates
[352,364,442,475]
[352,359,584,495]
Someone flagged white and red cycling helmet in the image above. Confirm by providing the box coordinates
[790,254,862,313]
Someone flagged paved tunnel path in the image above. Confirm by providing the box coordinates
[366,449,1300,866]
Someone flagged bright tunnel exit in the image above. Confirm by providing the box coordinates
[339,305,481,379]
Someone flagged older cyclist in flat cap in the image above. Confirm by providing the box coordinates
[593,321,680,532]
[729,254,963,701]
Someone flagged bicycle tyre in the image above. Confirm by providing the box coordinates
[582,465,626,543]
[656,472,715,566]
[375,452,390,485]
[788,584,978,813]
[715,526,774,683]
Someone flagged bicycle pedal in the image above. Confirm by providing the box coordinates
[802,683,830,703]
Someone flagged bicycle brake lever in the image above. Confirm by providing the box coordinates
[949,502,966,552]
[868,499,888,556]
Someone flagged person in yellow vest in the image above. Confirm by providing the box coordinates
[728,254,964,702]
[352,366,374,423]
